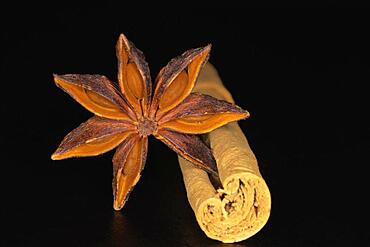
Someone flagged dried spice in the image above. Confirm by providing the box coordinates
[178,63,270,243]
[52,34,249,210]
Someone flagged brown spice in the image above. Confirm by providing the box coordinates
[51,34,249,211]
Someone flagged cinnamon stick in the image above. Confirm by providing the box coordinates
[178,63,271,243]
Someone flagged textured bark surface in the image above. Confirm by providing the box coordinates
[178,63,271,243]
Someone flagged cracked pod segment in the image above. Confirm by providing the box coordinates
[52,34,249,211]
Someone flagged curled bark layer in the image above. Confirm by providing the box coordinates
[178,63,271,243]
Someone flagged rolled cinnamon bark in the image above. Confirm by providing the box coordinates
[178,63,271,243]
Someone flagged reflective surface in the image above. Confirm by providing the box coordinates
[2,9,368,246]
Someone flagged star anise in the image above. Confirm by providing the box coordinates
[51,34,249,210]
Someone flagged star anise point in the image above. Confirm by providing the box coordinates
[52,34,249,210]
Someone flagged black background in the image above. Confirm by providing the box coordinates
[2,7,369,246]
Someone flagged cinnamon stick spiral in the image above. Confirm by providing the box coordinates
[178,63,271,243]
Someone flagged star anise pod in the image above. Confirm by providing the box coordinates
[51,34,249,210]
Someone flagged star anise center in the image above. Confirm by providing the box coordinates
[51,34,250,211]
[137,117,157,136]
